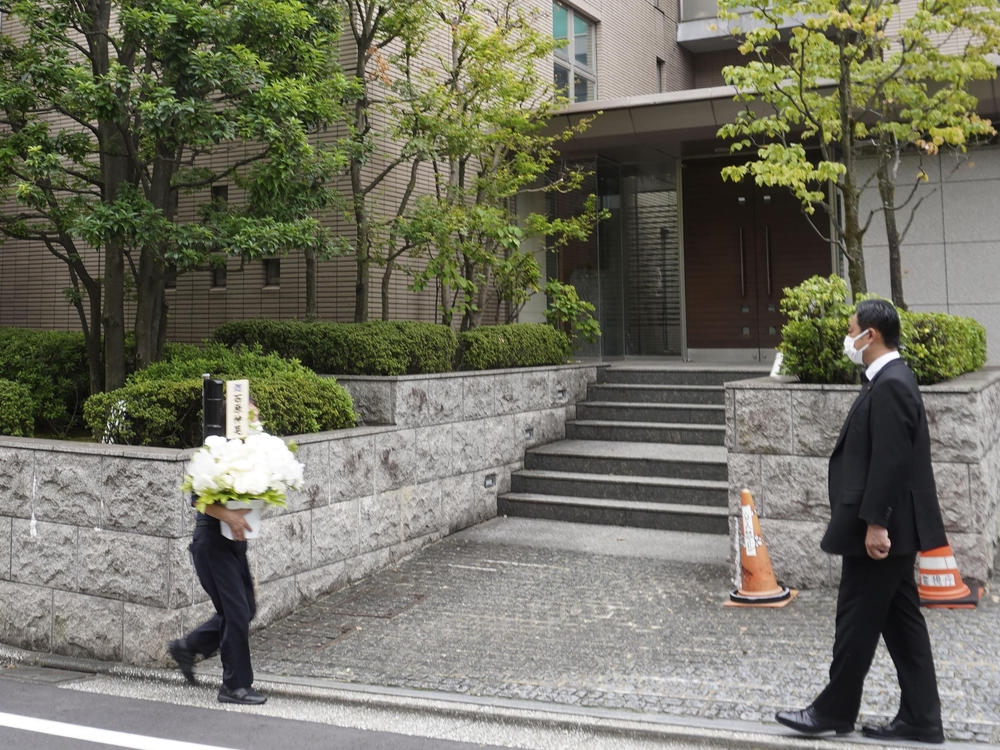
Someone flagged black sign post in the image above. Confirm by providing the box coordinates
[202,374,225,443]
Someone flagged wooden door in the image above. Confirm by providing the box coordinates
[683,159,831,351]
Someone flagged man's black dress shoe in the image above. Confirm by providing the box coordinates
[775,707,853,735]
[167,639,196,685]
[218,685,267,705]
[862,718,944,744]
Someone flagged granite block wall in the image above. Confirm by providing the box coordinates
[725,368,1000,589]
[0,363,597,665]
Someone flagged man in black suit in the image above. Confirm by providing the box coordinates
[775,299,947,744]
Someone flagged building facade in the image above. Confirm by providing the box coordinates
[2,1,999,364]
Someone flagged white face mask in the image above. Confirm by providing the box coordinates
[843,328,871,365]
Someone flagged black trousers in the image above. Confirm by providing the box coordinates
[185,518,257,690]
[812,553,941,727]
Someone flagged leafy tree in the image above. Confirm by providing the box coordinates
[337,0,437,322]
[0,0,348,392]
[404,0,600,331]
[716,0,1000,299]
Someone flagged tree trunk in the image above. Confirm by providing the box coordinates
[102,236,127,391]
[876,160,907,310]
[837,31,866,297]
[135,151,177,371]
[381,263,392,321]
[304,246,317,320]
[60,237,104,394]
[134,249,167,372]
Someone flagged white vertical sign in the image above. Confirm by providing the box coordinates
[226,379,250,439]
[741,504,757,557]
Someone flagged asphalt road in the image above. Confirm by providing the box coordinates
[0,666,504,750]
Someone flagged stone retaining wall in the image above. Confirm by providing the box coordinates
[725,367,1000,589]
[0,364,597,665]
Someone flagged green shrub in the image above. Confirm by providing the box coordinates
[85,345,357,447]
[212,319,457,375]
[778,275,987,385]
[84,378,204,447]
[0,379,34,437]
[250,375,356,436]
[0,327,89,435]
[131,342,311,382]
[901,312,986,384]
[455,323,571,370]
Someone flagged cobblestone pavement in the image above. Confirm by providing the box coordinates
[250,518,1000,744]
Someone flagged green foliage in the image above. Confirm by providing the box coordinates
[130,342,311,382]
[777,275,987,385]
[250,375,356,436]
[0,327,89,435]
[0,379,34,437]
[401,1,601,329]
[212,319,458,375]
[716,0,1000,296]
[0,0,351,381]
[455,324,571,370]
[84,343,357,447]
[779,318,857,384]
[84,379,205,447]
[779,275,853,322]
[543,279,601,345]
[900,313,986,385]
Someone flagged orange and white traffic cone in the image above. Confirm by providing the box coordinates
[725,488,796,608]
[918,544,982,609]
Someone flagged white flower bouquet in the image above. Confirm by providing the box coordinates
[181,432,305,515]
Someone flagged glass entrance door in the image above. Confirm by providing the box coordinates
[548,157,681,358]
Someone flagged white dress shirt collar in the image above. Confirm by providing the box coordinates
[866,350,901,382]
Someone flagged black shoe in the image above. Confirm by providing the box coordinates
[218,685,267,705]
[775,706,853,736]
[167,639,196,685]
[862,718,944,744]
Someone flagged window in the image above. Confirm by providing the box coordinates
[211,184,229,203]
[211,264,227,289]
[164,263,177,290]
[657,58,666,93]
[263,258,280,287]
[553,2,596,103]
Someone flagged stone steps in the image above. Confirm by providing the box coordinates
[497,493,729,534]
[510,469,728,506]
[576,401,725,425]
[586,383,724,405]
[524,440,727,481]
[498,365,753,533]
[565,420,725,445]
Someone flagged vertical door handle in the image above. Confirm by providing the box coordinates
[764,225,772,298]
[739,227,746,298]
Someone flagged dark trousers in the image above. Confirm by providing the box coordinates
[812,553,941,727]
[185,519,257,690]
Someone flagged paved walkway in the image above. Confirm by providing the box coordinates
[242,517,1000,745]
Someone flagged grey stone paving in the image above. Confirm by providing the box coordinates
[249,518,1000,744]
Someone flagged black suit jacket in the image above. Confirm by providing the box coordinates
[821,358,947,557]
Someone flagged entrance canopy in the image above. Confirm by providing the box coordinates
[547,85,746,163]
[549,76,1000,163]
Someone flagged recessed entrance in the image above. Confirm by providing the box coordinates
[682,159,832,359]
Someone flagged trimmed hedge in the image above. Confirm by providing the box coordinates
[84,345,357,447]
[901,311,987,384]
[0,378,34,437]
[212,319,457,375]
[455,323,571,370]
[778,275,987,385]
[0,327,89,435]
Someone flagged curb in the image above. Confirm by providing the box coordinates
[1,644,986,749]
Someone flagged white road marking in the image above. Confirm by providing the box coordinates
[0,711,238,750]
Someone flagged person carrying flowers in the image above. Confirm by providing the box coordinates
[169,397,303,705]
